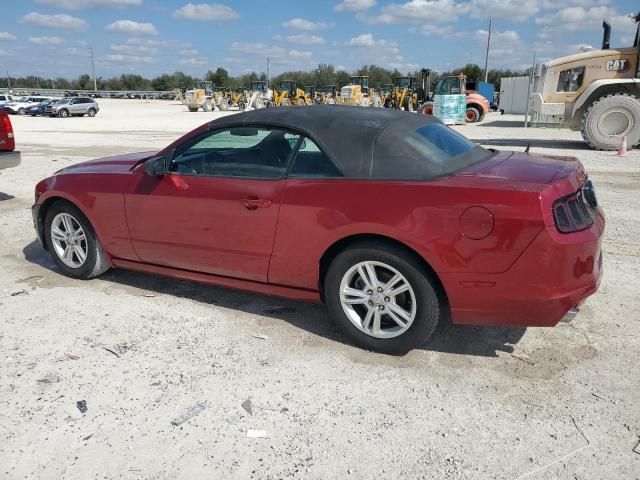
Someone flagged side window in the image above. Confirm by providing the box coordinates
[557,67,584,92]
[289,136,343,178]
[170,127,300,179]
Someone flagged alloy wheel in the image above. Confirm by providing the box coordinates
[339,261,417,339]
[50,213,88,268]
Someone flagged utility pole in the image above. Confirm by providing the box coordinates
[483,17,492,82]
[266,57,270,89]
[89,46,97,91]
[524,52,536,128]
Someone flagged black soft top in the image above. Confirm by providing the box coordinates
[208,105,446,179]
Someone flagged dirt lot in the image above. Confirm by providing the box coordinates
[1,100,639,479]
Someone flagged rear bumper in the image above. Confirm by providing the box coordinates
[444,212,605,327]
[0,151,20,171]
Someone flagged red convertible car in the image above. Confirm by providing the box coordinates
[32,106,604,353]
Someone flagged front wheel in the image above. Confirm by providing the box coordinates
[581,93,640,150]
[325,242,440,354]
[58,109,69,118]
[466,107,480,123]
[44,201,110,279]
[87,108,96,117]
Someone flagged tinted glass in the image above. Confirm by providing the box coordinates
[289,136,343,178]
[372,122,491,179]
[557,67,584,92]
[170,127,300,179]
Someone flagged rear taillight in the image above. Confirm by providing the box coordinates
[1,112,13,138]
[553,183,597,233]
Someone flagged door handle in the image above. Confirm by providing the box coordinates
[242,198,271,210]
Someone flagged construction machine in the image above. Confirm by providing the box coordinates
[530,14,640,150]
[320,85,338,104]
[419,73,490,122]
[184,80,215,112]
[340,76,371,106]
[273,80,307,107]
[384,76,418,110]
[303,86,319,104]
[242,81,272,110]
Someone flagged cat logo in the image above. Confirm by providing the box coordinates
[606,59,628,71]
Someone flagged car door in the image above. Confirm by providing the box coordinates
[125,125,301,283]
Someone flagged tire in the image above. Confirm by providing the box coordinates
[238,101,246,110]
[280,98,291,107]
[420,103,433,115]
[324,241,440,355]
[87,108,96,117]
[18,108,25,115]
[58,109,69,118]
[202,99,212,112]
[296,97,305,106]
[44,201,110,279]
[580,93,640,150]
[384,97,393,109]
[466,107,480,123]
[188,106,198,112]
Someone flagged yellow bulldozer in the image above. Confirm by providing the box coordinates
[339,76,370,106]
[384,76,418,111]
[273,80,307,106]
[530,13,640,149]
[184,80,215,112]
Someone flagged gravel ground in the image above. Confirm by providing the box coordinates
[0,100,638,479]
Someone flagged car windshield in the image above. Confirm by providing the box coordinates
[372,122,492,180]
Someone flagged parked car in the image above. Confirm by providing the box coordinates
[0,94,13,108]
[4,96,51,115]
[45,97,99,118]
[31,106,604,354]
[0,109,20,170]
[26,99,58,116]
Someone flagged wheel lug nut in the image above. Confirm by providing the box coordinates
[377,287,383,292]
[379,305,385,311]
[368,300,374,306]
[384,297,390,302]
[367,290,373,295]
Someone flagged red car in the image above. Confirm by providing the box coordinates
[32,106,604,354]
[0,109,20,170]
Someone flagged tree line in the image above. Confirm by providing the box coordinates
[0,63,527,92]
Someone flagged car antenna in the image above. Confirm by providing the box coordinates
[524,143,531,154]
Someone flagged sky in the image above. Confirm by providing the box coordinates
[0,0,639,80]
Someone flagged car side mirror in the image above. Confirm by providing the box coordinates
[145,155,169,176]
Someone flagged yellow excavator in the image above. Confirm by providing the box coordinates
[273,80,307,106]
[184,80,214,112]
[339,76,370,106]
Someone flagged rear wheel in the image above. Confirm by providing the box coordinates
[581,93,640,150]
[87,108,96,117]
[18,108,25,115]
[419,103,433,115]
[44,201,110,279]
[202,99,213,112]
[466,107,480,123]
[58,109,69,118]
[325,242,440,354]
[188,106,198,112]
[280,98,291,107]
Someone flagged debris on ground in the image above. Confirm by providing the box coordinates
[83,433,94,441]
[171,403,206,426]
[141,293,156,297]
[246,429,268,438]
[10,289,28,296]
[633,440,640,454]
[253,334,268,340]
[63,353,80,361]
[76,400,88,413]
[37,373,61,384]
[511,353,535,365]
[241,399,253,415]
[103,347,120,358]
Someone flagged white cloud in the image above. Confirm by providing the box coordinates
[347,33,397,50]
[288,49,313,58]
[285,34,325,44]
[35,0,141,9]
[29,36,66,45]
[536,6,614,29]
[0,32,17,41]
[469,0,539,21]
[105,20,158,35]
[105,53,153,63]
[22,12,88,31]
[334,0,376,12]
[179,57,208,65]
[365,0,468,24]
[230,42,286,57]
[173,3,239,21]
[64,47,87,55]
[282,18,330,31]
